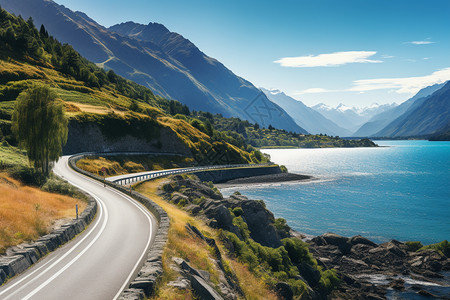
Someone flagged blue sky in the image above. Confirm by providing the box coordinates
[56,0,450,107]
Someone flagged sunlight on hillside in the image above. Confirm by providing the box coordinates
[0,173,87,253]
[136,179,277,300]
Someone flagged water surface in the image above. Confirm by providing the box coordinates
[221,140,450,244]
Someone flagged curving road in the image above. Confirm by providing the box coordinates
[0,156,158,300]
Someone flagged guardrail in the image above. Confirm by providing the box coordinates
[112,163,275,185]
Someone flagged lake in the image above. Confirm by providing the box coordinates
[221,140,450,244]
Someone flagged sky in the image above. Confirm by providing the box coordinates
[55,0,450,108]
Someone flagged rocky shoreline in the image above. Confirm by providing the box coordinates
[163,174,450,299]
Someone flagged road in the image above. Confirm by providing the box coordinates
[0,156,158,300]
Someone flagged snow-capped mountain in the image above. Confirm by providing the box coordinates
[312,103,397,133]
[261,88,352,136]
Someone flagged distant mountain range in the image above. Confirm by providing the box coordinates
[261,88,352,136]
[312,102,397,133]
[374,81,450,137]
[353,82,446,137]
[0,0,305,133]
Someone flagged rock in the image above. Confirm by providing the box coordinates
[167,277,190,289]
[350,235,377,248]
[418,289,439,298]
[0,269,6,285]
[275,282,293,300]
[171,192,189,205]
[0,255,31,277]
[386,241,407,257]
[129,278,156,296]
[186,204,202,215]
[321,233,351,255]
[119,288,146,300]
[389,278,405,290]
[190,274,224,300]
[297,262,321,287]
[203,204,233,230]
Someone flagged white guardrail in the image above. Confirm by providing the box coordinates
[111,163,274,186]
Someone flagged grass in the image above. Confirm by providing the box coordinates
[0,173,87,253]
[0,142,28,167]
[136,178,277,300]
[76,155,195,177]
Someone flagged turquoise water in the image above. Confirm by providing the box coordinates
[221,140,450,244]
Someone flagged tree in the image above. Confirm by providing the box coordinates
[12,85,68,175]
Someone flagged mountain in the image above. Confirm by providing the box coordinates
[312,102,395,133]
[354,82,447,137]
[261,88,352,136]
[374,81,450,137]
[0,0,305,133]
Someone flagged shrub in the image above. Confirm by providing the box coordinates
[41,175,86,199]
[421,240,450,257]
[405,241,423,252]
[232,207,244,217]
[282,238,316,266]
[279,165,288,173]
[319,269,340,292]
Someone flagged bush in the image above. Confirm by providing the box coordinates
[421,240,450,257]
[319,269,340,292]
[279,165,288,173]
[232,207,244,217]
[41,175,86,199]
[9,164,45,185]
[405,241,423,252]
[282,238,316,266]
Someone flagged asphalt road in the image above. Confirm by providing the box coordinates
[0,156,158,300]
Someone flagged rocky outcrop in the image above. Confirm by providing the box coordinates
[309,233,450,299]
[164,175,285,248]
[0,193,97,285]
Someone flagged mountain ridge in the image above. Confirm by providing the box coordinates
[374,82,450,137]
[0,0,305,133]
[353,82,447,137]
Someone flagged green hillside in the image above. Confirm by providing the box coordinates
[0,8,267,165]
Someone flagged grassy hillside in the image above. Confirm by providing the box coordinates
[0,8,266,165]
[0,144,87,254]
[136,178,278,299]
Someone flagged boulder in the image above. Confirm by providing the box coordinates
[349,235,377,248]
[0,255,31,277]
[321,233,351,255]
[275,282,294,300]
[297,262,321,287]
[190,274,224,300]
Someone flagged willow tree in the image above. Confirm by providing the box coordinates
[12,85,68,175]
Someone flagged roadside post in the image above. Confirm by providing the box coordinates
[76,204,78,220]
[101,167,106,187]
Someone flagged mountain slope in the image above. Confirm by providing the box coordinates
[261,88,352,136]
[374,82,450,137]
[354,82,446,137]
[0,0,305,133]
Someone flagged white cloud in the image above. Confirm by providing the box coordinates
[348,67,450,94]
[274,51,382,68]
[381,55,395,59]
[406,40,435,45]
[294,88,334,95]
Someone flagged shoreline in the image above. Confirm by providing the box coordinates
[215,172,313,188]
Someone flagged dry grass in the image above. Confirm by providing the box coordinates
[76,156,195,177]
[136,179,277,300]
[0,173,87,253]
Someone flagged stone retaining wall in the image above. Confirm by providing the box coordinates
[68,154,169,299]
[0,192,97,285]
[193,165,282,183]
